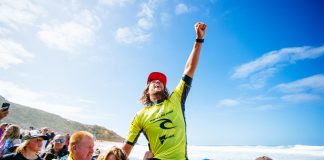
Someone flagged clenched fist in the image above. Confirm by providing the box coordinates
[195,22,207,39]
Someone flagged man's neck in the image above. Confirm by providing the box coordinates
[150,95,166,105]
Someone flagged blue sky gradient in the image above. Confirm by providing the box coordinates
[0,0,323,146]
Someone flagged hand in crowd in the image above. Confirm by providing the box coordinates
[0,108,9,120]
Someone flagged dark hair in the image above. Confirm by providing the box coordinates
[140,84,169,106]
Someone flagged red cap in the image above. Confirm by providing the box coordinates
[147,72,167,86]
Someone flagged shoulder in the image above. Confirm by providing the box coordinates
[1,152,19,159]
[136,106,150,116]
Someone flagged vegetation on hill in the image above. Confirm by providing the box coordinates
[1,96,124,142]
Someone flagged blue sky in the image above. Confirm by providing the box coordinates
[0,0,323,146]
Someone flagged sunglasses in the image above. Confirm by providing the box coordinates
[54,139,65,143]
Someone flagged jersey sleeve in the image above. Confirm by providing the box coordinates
[172,75,192,106]
[125,113,142,145]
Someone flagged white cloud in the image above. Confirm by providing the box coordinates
[38,22,93,53]
[276,74,324,93]
[0,80,96,121]
[0,0,44,30]
[136,0,160,31]
[274,75,324,103]
[217,99,240,107]
[137,17,154,30]
[232,46,324,79]
[99,0,135,6]
[115,0,164,44]
[281,93,322,103]
[239,68,278,89]
[115,27,151,44]
[37,10,100,53]
[231,45,324,89]
[138,2,155,18]
[175,3,189,15]
[0,39,34,69]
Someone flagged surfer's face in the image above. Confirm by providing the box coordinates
[148,80,165,95]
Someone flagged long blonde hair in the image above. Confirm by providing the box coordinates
[6,124,20,139]
[15,139,30,153]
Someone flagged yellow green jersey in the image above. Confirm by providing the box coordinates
[126,75,192,160]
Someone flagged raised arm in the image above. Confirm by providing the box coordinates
[183,22,207,78]
[122,143,134,158]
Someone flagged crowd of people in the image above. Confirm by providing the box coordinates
[0,99,126,160]
[0,122,127,160]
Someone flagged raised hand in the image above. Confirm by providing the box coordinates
[195,22,207,39]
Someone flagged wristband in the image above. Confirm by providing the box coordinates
[196,38,204,43]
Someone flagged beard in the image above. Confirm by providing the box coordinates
[151,90,167,101]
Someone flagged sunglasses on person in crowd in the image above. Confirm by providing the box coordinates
[54,139,65,143]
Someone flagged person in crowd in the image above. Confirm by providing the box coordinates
[50,131,55,142]
[67,131,94,160]
[98,146,126,160]
[92,148,101,160]
[42,134,69,160]
[1,130,48,160]
[2,124,21,155]
[0,125,9,157]
[0,123,8,139]
[65,133,70,147]
[40,127,51,150]
[122,22,207,159]
[0,124,7,138]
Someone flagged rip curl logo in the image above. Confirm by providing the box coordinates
[154,118,176,129]
[159,134,175,144]
[153,118,176,144]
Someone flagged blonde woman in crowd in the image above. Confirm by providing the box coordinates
[2,124,21,155]
[1,130,48,160]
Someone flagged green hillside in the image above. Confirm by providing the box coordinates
[0,96,124,142]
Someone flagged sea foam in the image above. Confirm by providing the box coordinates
[95,141,324,160]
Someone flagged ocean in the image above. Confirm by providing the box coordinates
[95,141,324,160]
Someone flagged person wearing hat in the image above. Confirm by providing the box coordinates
[122,22,207,159]
[1,130,48,160]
